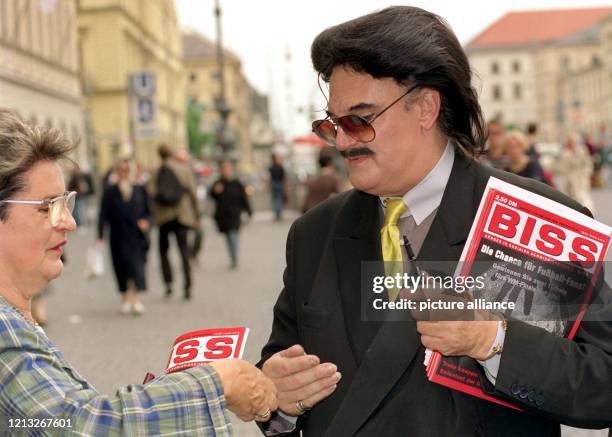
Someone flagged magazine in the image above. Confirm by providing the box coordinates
[424,177,611,409]
[165,326,249,374]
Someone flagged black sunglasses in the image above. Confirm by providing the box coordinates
[312,84,419,146]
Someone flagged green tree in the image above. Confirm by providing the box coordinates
[187,99,213,158]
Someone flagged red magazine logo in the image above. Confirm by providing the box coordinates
[165,327,249,374]
[486,202,601,269]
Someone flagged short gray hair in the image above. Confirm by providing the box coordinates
[0,108,75,221]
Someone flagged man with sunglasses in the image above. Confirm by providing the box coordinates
[257,6,612,437]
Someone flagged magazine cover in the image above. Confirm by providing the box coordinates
[165,327,249,374]
[424,177,612,409]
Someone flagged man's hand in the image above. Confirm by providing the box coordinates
[416,319,498,360]
[262,345,341,416]
[400,274,499,360]
[209,359,278,422]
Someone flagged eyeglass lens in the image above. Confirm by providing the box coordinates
[313,115,375,146]
[49,193,76,227]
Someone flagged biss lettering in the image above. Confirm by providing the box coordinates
[487,203,598,268]
[173,336,234,364]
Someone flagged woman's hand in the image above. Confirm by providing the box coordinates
[137,219,150,232]
[209,359,278,422]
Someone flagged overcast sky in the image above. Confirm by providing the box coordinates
[175,0,612,139]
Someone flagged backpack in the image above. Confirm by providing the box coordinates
[155,165,185,206]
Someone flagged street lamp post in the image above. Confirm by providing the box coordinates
[214,0,231,157]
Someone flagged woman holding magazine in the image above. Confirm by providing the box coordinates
[0,109,277,435]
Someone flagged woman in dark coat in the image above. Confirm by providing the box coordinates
[98,159,151,314]
[210,160,252,269]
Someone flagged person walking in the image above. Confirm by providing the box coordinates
[210,160,252,269]
[150,144,200,300]
[503,129,549,185]
[302,149,341,213]
[98,158,151,315]
[557,133,594,211]
[268,154,286,221]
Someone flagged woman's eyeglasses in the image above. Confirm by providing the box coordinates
[0,191,77,227]
[312,84,419,147]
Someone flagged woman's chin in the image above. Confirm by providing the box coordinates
[43,262,64,282]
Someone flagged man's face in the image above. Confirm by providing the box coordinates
[327,67,436,196]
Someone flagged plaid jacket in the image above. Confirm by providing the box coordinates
[0,301,233,436]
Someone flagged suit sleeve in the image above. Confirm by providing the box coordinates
[490,277,612,428]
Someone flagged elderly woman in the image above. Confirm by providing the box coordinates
[0,109,277,435]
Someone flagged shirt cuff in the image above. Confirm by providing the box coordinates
[260,411,299,436]
[477,319,507,384]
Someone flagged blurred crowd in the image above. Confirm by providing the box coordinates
[480,120,612,212]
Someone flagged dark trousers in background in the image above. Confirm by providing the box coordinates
[158,219,192,297]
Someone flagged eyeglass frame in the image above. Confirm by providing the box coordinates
[312,83,420,146]
[0,191,77,227]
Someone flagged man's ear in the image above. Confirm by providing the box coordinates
[417,89,441,131]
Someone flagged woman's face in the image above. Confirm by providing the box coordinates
[0,161,76,296]
[505,137,525,162]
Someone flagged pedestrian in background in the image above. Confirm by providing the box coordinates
[210,160,252,269]
[67,164,94,226]
[175,149,204,263]
[268,153,286,221]
[302,148,341,213]
[98,159,151,315]
[481,118,508,169]
[557,133,594,211]
[503,129,549,185]
[149,144,200,300]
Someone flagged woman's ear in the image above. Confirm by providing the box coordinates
[417,89,441,131]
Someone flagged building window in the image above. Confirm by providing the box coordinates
[512,61,520,73]
[561,56,570,71]
[513,83,522,100]
[491,62,499,74]
[592,55,601,67]
[190,72,197,82]
[492,85,502,101]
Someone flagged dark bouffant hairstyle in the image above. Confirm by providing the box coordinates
[311,6,486,156]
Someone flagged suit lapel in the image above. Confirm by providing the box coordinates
[324,152,481,436]
[333,191,383,366]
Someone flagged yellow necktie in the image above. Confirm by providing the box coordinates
[381,199,407,301]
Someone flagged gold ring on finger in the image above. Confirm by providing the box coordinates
[255,408,271,420]
[296,400,311,414]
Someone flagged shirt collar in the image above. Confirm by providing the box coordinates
[380,142,454,225]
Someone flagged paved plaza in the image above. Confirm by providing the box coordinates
[45,186,612,437]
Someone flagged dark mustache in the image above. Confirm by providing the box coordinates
[340,148,374,159]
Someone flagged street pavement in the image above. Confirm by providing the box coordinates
[45,186,612,437]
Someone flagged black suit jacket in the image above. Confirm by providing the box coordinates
[260,152,612,436]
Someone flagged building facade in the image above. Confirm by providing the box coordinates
[0,0,88,166]
[466,7,612,142]
[182,30,257,170]
[78,0,186,172]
